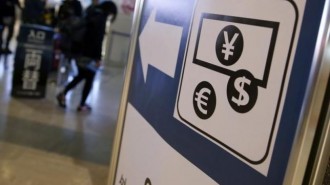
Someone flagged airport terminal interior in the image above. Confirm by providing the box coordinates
[0,54,125,185]
[0,0,130,184]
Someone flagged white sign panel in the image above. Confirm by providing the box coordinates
[116,104,218,185]
[177,0,297,175]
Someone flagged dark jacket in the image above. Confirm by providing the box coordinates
[57,0,83,22]
[22,0,45,24]
[0,0,21,18]
[81,8,108,60]
[81,1,117,60]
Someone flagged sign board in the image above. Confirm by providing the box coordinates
[12,24,54,98]
[109,0,328,184]
[177,1,297,173]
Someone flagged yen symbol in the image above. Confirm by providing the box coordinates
[216,25,244,66]
[193,81,216,119]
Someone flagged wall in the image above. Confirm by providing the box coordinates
[103,0,134,67]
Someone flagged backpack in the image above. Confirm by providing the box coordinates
[58,15,86,55]
[57,0,84,55]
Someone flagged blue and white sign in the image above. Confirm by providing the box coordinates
[176,0,297,175]
[111,0,327,184]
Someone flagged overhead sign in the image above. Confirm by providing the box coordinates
[110,0,327,184]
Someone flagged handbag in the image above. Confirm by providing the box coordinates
[76,57,99,72]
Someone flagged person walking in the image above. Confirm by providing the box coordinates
[56,0,117,112]
[57,0,83,57]
[0,0,22,54]
[57,0,83,25]
[22,0,46,24]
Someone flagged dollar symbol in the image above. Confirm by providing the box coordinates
[227,70,258,113]
[232,76,250,106]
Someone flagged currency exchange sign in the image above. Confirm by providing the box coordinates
[176,0,297,175]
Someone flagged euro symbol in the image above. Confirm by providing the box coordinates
[195,88,211,115]
[193,81,216,119]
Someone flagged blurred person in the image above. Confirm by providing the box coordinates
[22,0,46,24]
[56,0,118,112]
[85,0,99,15]
[0,0,22,54]
[43,0,58,27]
[57,0,83,62]
[57,0,83,23]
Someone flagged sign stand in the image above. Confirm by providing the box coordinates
[283,0,330,184]
[108,0,145,184]
[11,24,54,98]
[108,0,330,184]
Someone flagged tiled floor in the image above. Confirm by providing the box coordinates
[0,50,125,184]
